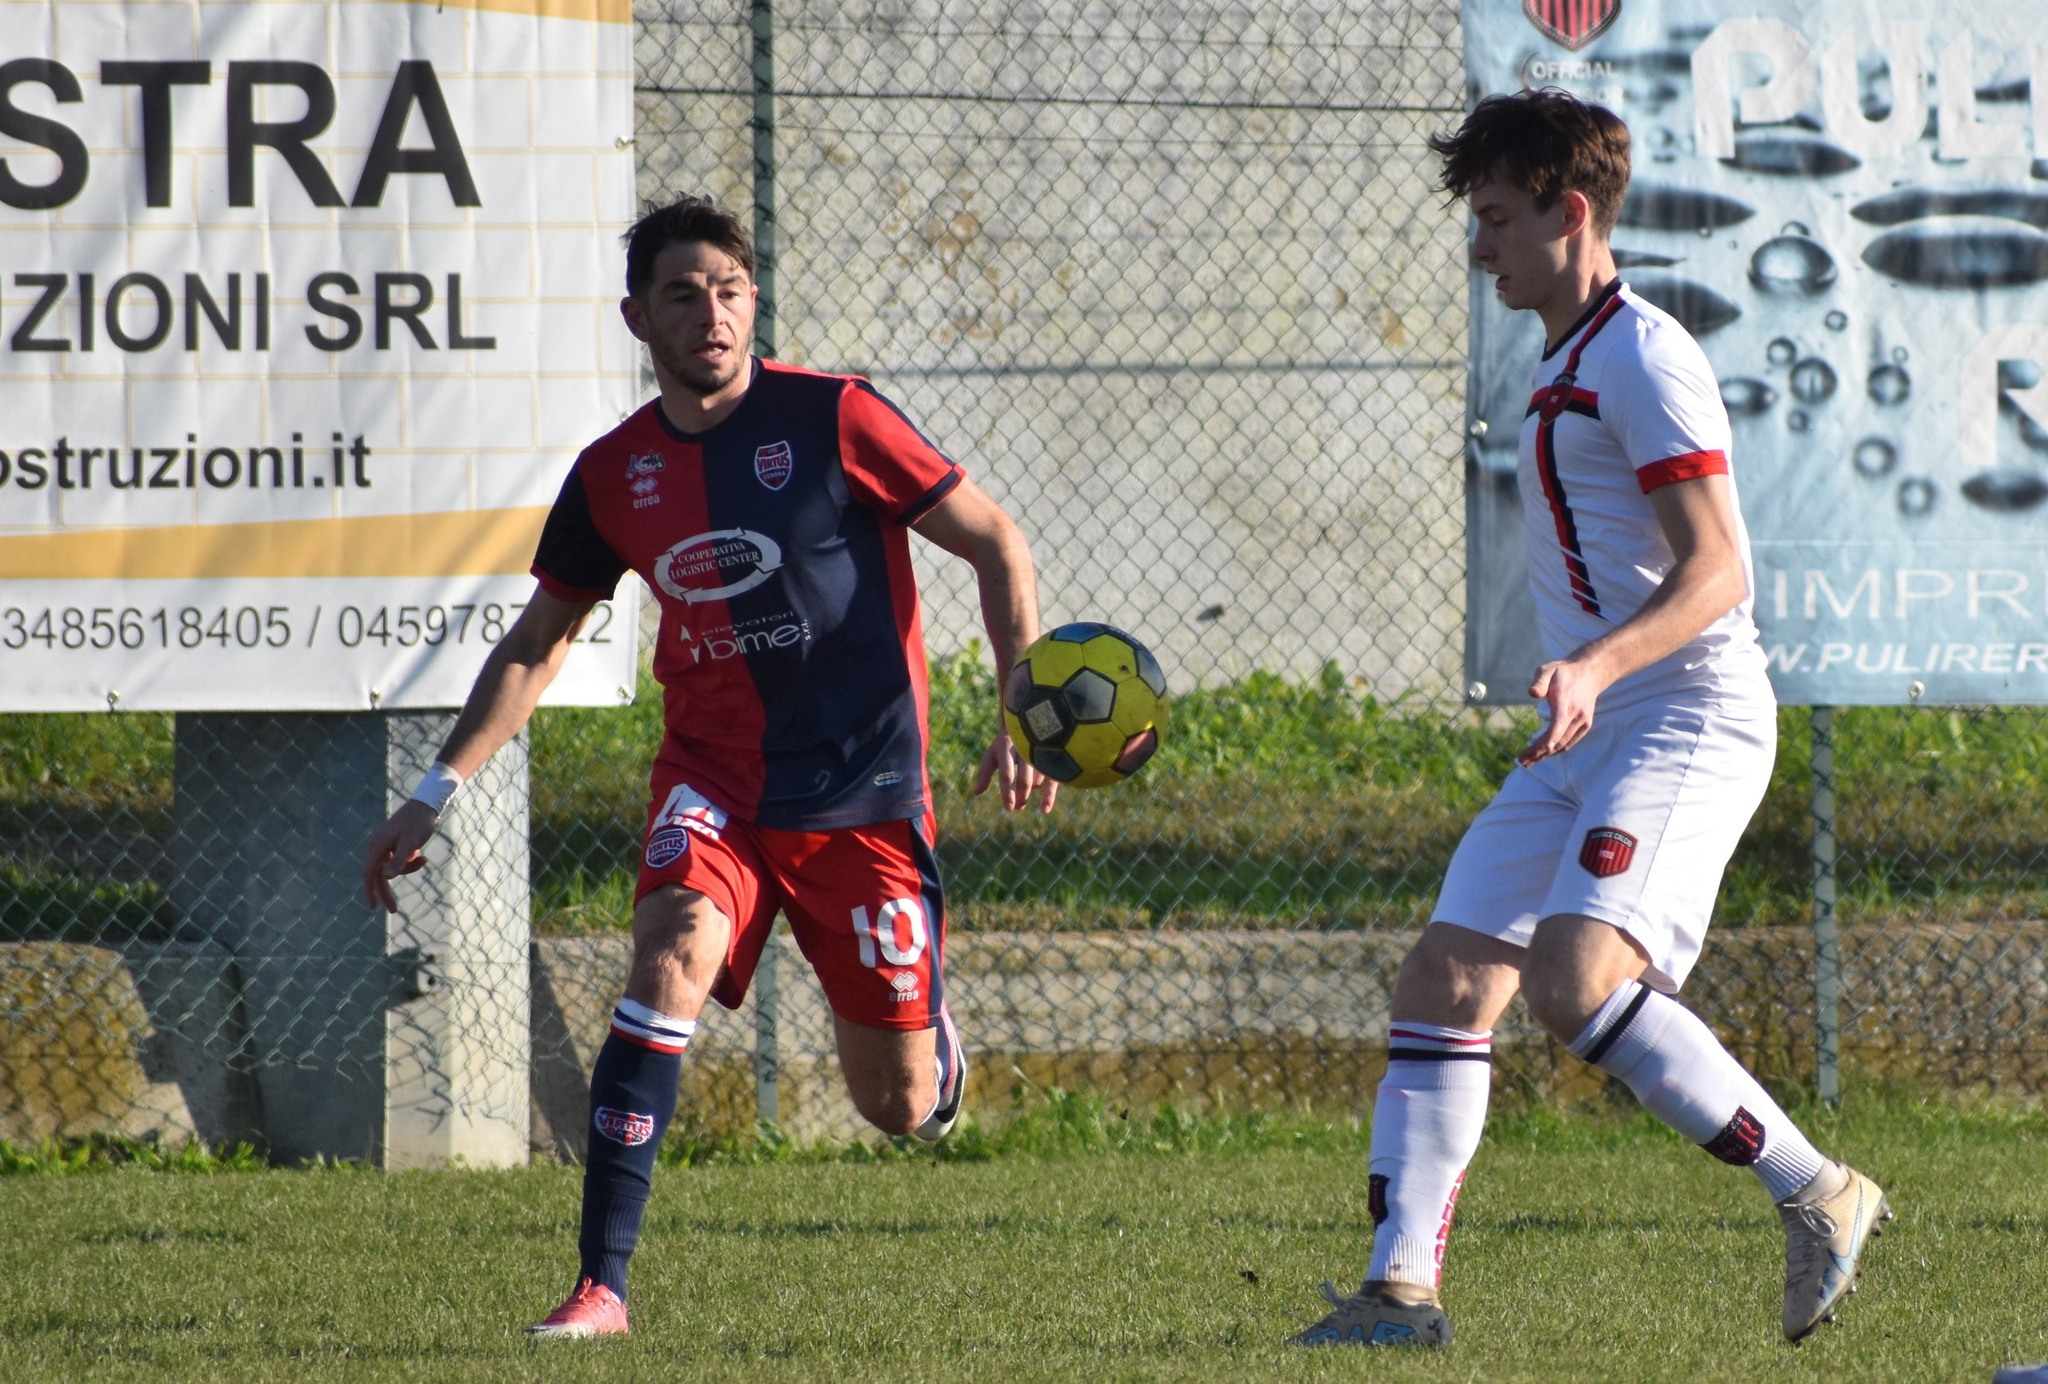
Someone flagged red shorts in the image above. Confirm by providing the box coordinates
[634,774,947,1031]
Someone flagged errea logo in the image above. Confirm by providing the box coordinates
[627,452,664,508]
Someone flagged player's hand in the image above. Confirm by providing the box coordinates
[1520,656,1609,766]
[971,731,1057,813]
[362,800,440,912]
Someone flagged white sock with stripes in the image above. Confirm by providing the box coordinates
[1569,979,1825,1201]
[1365,1022,1493,1290]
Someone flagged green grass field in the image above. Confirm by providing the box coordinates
[2,1098,2045,1382]
[9,655,2048,942]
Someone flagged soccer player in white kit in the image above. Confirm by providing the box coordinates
[1293,90,1890,1349]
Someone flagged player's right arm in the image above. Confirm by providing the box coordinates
[360,587,595,911]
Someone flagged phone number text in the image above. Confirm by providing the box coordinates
[0,603,615,651]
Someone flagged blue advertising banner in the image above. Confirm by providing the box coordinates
[1464,1,2048,704]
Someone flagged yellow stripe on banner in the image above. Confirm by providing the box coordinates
[372,0,634,25]
[0,509,551,581]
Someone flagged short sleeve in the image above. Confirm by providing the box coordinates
[1604,325,1733,493]
[838,380,965,523]
[531,462,629,601]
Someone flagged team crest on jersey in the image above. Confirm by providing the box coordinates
[626,452,665,479]
[754,441,793,490]
[1524,0,1618,50]
[1579,826,1638,879]
[593,1106,655,1146]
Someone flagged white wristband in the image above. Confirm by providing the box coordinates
[409,761,466,815]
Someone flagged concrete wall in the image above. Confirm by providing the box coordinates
[632,0,1473,694]
[12,922,2037,1155]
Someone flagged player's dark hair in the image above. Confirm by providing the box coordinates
[1428,89,1631,234]
[622,195,754,296]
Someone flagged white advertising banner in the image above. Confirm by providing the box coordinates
[1465,0,2048,705]
[0,0,639,710]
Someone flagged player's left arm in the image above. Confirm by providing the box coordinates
[1522,473,1748,765]
[912,477,1057,813]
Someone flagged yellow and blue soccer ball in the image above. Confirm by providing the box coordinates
[1002,623,1166,788]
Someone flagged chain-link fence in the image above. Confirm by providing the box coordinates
[6,0,2048,1158]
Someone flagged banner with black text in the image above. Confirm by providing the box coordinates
[0,0,639,709]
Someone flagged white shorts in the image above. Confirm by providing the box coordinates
[1432,700,1775,991]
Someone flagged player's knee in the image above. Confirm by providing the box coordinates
[1518,967,1583,1040]
[1523,917,1645,1041]
[1393,925,1517,1026]
[850,1085,926,1137]
[627,888,726,997]
[1518,949,1607,1040]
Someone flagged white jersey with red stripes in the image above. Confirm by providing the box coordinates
[1517,280,1771,712]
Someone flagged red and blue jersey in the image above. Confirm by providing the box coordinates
[531,358,964,830]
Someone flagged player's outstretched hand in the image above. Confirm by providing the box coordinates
[972,731,1057,813]
[362,800,441,912]
[1520,657,1606,766]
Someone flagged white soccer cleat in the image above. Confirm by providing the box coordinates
[1779,1162,1891,1342]
[1288,1280,1452,1348]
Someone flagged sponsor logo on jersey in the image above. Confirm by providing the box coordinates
[593,1106,656,1146]
[1523,0,1618,51]
[680,617,814,664]
[872,770,903,788]
[1579,826,1638,878]
[653,529,784,604]
[888,970,921,1002]
[754,440,794,490]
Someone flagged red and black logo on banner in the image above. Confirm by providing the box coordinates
[1524,0,1620,52]
[1579,826,1637,878]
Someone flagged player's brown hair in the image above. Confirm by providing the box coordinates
[622,195,755,296]
[1428,89,1631,234]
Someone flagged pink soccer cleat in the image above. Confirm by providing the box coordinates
[525,1277,629,1338]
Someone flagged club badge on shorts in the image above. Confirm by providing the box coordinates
[645,783,729,870]
[644,822,692,869]
[1579,826,1638,878]
[593,1106,655,1146]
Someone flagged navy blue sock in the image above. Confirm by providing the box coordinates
[578,1001,693,1301]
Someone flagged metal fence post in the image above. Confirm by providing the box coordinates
[750,0,777,360]
[749,0,780,1127]
[1810,706,1841,1105]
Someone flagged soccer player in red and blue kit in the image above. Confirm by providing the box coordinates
[361,195,1055,1338]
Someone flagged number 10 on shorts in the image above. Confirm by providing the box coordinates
[852,898,927,969]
